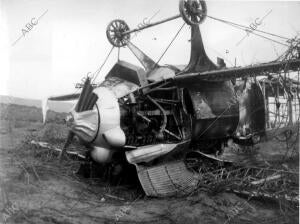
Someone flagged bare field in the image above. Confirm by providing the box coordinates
[0,104,298,224]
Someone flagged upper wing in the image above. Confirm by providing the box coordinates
[173,59,300,85]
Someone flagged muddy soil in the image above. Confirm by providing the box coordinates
[0,120,298,224]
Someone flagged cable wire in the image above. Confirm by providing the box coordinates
[207,15,290,40]
[207,15,289,47]
[92,46,115,83]
[155,22,185,66]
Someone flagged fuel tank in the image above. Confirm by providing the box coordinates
[182,80,239,140]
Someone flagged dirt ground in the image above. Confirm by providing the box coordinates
[0,118,299,224]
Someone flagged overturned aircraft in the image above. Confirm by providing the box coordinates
[44,0,300,197]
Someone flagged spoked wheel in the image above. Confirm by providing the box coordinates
[106,19,130,47]
[179,0,207,25]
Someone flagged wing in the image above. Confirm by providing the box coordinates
[174,59,300,85]
[48,93,80,101]
[43,93,80,123]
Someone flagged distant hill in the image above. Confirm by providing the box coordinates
[0,95,41,108]
[0,95,75,113]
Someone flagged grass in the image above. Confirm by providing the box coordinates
[0,102,298,224]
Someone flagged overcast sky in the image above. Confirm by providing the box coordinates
[0,0,299,100]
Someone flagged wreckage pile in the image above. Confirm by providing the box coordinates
[187,158,299,203]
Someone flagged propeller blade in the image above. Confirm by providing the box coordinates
[85,93,98,111]
[76,78,92,112]
[75,77,98,112]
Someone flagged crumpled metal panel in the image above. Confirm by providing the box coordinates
[100,76,139,99]
[186,80,238,118]
[136,161,199,197]
[188,90,215,119]
[147,67,176,82]
[105,61,147,87]
[126,143,179,164]
[182,80,239,140]
[126,141,190,164]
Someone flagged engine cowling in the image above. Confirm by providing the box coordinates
[66,87,126,163]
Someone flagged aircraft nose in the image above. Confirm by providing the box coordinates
[65,84,125,148]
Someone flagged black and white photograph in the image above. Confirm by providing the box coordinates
[0,0,299,223]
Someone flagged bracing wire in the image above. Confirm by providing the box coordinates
[207,15,290,40]
[155,22,186,66]
[92,46,115,83]
[206,15,290,47]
